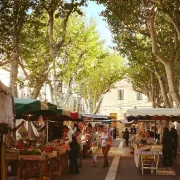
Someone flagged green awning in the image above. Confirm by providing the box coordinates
[14,98,57,119]
[14,98,40,114]
[56,108,63,115]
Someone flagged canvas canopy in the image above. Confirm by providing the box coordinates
[82,114,109,120]
[14,98,57,119]
[126,108,180,122]
[0,81,14,128]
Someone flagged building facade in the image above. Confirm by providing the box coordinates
[99,79,152,136]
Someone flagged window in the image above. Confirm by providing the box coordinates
[118,89,124,100]
[136,92,143,100]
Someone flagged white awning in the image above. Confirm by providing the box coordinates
[126,108,180,117]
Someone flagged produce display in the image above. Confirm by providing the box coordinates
[19,148,41,155]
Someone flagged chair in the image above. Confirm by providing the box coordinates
[141,151,159,175]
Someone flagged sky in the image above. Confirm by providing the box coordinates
[82,2,114,48]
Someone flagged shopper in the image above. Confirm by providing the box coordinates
[69,136,80,174]
[124,128,130,146]
[89,142,99,167]
[101,126,112,168]
[62,125,73,145]
[170,126,178,159]
[162,127,173,169]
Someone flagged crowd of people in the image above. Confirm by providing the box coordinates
[6,119,179,174]
[64,122,179,174]
[61,123,113,174]
[162,126,178,169]
[123,124,179,170]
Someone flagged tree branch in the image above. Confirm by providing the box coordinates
[149,7,169,64]
[19,62,30,80]
[0,60,9,66]
[1,67,11,72]
[166,13,180,41]
[43,63,53,75]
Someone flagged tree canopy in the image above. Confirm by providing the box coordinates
[0,2,125,113]
[95,0,180,107]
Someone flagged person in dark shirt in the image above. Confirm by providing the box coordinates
[162,127,173,168]
[170,126,178,159]
[124,128,130,146]
[130,126,136,135]
[69,136,80,174]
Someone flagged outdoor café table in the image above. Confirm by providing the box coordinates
[17,153,56,180]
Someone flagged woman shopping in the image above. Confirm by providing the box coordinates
[101,125,112,168]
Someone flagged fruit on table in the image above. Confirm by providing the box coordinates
[43,146,53,152]
[19,149,41,155]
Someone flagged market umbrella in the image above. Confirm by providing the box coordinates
[14,98,57,119]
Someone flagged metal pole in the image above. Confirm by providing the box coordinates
[53,59,57,104]
[46,121,49,143]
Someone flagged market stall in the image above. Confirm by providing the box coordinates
[126,108,180,175]
[6,99,73,179]
[0,81,15,180]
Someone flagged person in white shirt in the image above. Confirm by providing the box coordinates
[62,125,73,145]
[101,126,112,168]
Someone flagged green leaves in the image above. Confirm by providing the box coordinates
[95,0,180,106]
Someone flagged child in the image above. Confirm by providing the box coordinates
[89,142,99,167]
[69,136,80,174]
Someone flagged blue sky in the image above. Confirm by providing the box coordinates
[82,2,113,48]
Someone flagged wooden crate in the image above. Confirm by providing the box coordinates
[18,155,45,161]
[6,152,18,161]
[18,152,57,161]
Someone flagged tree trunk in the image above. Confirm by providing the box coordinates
[62,79,73,108]
[163,61,180,107]
[9,51,19,97]
[75,96,81,112]
[149,12,180,107]
[92,94,104,115]
[53,60,57,104]
[150,73,156,108]
[30,74,48,99]
[56,80,64,107]
[47,81,54,103]
[85,99,89,113]
[30,82,44,99]
[168,93,174,108]
[155,71,172,108]
[87,89,93,114]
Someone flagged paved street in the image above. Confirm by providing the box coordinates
[9,139,180,180]
[55,139,180,180]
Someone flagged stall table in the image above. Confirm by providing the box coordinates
[133,143,162,169]
[52,152,68,176]
[17,154,56,180]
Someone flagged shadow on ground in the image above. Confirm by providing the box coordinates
[115,157,180,180]
[53,156,114,180]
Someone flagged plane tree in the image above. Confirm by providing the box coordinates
[95,0,180,107]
